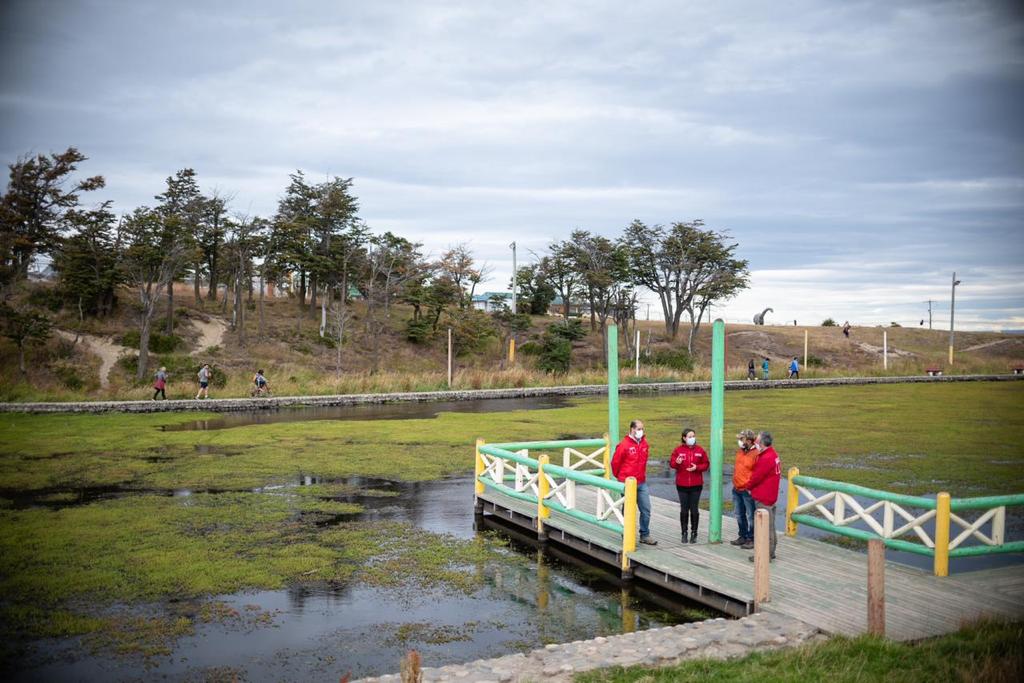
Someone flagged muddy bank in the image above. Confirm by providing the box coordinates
[1,373,1021,414]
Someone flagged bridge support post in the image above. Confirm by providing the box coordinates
[621,476,637,578]
[537,454,550,542]
[753,508,770,609]
[474,438,485,515]
[934,492,951,577]
[867,539,886,636]
[709,319,725,543]
[786,467,800,536]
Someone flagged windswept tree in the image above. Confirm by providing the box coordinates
[623,219,749,349]
[201,191,231,302]
[511,264,555,315]
[154,169,203,333]
[0,302,51,375]
[568,230,632,351]
[359,232,426,373]
[119,206,194,379]
[540,241,583,320]
[222,215,268,346]
[0,147,104,289]
[438,244,490,309]
[53,202,123,320]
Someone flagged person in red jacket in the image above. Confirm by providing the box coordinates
[746,431,782,561]
[611,419,657,545]
[669,427,709,544]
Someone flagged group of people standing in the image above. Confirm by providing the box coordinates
[610,421,782,560]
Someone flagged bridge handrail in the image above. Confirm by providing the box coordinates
[786,467,1024,577]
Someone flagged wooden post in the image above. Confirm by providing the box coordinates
[622,476,637,574]
[803,329,808,374]
[867,539,885,636]
[508,338,515,364]
[883,330,888,370]
[634,329,640,376]
[786,467,800,536]
[602,432,611,479]
[537,454,550,540]
[934,492,951,577]
[753,508,770,608]
[447,327,453,388]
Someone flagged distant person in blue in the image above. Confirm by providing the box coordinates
[789,357,799,379]
[761,357,770,380]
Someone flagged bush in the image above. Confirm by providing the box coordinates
[517,340,541,356]
[806,354,826,367]
[448,309,497,357]
[890,322,901,328]
[26,287,63,312]
[548,319,586,341]
[821,318,837,327]
[51,361,85,390]
[538,333,571,374]
[649,347,694,372]
[405,318,433,344]
[120,330,184,353]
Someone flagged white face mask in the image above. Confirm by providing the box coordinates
[685,436,696,447]
[737,439,745,449]
[634,429,644,440]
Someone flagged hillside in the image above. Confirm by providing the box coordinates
[1,282,1021,402]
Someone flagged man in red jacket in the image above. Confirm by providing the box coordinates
[746,431,782,561]
[611,419,657,545]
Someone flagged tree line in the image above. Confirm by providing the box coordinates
[0,148,749,379]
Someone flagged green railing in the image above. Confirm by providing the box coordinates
[785,467,1024,576]
[475,437,639,570]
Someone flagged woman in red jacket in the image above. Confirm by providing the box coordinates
[669,427,709,544]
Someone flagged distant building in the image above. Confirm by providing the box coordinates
[548,295,585,317]
[472,291,511,312]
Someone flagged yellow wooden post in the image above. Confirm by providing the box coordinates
[603,432,611,479]
[475,438,486,496]
[537,454,551,536]
[508,338,516,364]
[786,467,800,536]
[622,476,637,571]
[934,492,951,577]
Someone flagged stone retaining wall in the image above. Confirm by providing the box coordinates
[0,373,1019,414]
[356,612,821,683]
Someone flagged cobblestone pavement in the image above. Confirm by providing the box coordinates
[357,612,822,683]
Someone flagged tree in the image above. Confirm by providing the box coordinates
[202,191,231,302]
[359,232,425,373]
[154,169,203,333]
[222,215,267,346]
[438,244,490,309]
[511,264,556,315]
[567,230,632,353]
[119,206,193,379]
[53,202,123,319]
[0,302,52,375]
[0,147,104,288]
[623,219,749,350]
[540,242,583,320]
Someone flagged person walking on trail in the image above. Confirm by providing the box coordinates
[843,321,851,338]
[670,428,709,544]
[761,357,770,380]
[152,366,168,400]
[731,429,758,549]
[747,358,756,380]
[747,431,782,562]
[252,369,270,396]
[788,357,800,379]
[611,420,657,546]
[195,363,212,400]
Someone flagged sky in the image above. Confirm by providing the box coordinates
[1,0,1022,330]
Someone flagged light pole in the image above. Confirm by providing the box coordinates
[948,272,961,365]
[509,242,517,364]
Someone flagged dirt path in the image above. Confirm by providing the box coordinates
[191,317,229,356]
[55,330,131,388]
[856,341,915,358]
[962,338,1019,353]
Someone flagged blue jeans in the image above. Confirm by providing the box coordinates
[637,482,652,538]
[733,487,755,540]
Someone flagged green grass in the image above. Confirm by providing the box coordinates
[574,619,1024,682]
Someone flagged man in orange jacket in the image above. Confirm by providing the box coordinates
[731,429,758,548]
[611,419,657,545]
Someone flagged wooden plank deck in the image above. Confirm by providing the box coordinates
[478,486,1024,641]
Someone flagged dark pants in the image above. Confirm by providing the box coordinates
[153,387,165,400]
[676,485,702,535]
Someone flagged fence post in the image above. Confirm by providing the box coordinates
[508,338,516,365]
[786,467,800,536]
[475,439,486,497]
[934,492,951,577]
[867,539,885,636]
[603,432,611,479]
[537,454,550,540]
[753,508,770,609]
[709,319,725,543]
[447,328,453,388]
[622,476,637,575]
[803,329,808,374]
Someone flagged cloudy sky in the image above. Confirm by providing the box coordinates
[2,0,1022,330]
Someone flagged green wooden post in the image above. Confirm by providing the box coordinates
[709,318,725,543]
[608,324,619,447]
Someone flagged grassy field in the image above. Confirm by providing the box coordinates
[1,382,1022,666]
[575,619,1024,683]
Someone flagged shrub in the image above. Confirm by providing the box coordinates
[538,334,571,374]
[51,361,85,390]
[806,354,826,367]
[890,322,902,328]
[821,318,837,327]
[121,330,184,353]
[517,340,542,356]
[649,347,694,372]
[448,309,497,357]
[405,318,433,344]
[548,319,586,341]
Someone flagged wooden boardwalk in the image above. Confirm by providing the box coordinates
[478,486,1024,641]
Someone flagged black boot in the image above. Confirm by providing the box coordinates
[689,531,698,544]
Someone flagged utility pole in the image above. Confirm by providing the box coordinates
[928,300,933,330]
[509,241,517,314]
[949,272,961,365]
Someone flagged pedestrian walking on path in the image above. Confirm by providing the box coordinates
[761,357,770,380]
[611,419,657,546]
[152,367,167,400]
[670,428,709,544]
[747,358,756,380]
[195,363,211,399]
[789,357,800,379]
